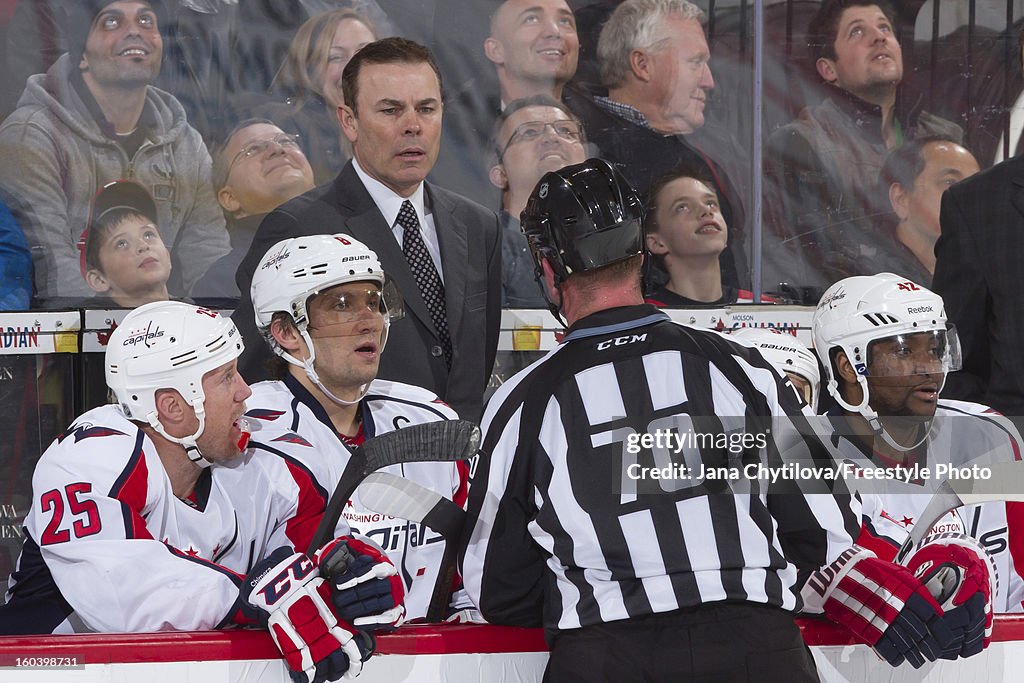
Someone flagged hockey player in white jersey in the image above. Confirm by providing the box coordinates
[247,234,470,621]
[0,302,405,683]
[730,327,821,411]
[809,273,1023,660]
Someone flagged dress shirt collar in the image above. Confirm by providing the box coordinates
[352,158,428,228]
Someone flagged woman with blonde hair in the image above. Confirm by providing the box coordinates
[269,9,378,183]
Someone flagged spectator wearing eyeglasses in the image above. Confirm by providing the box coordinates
[191,119,315,304]
[489,96,586,307]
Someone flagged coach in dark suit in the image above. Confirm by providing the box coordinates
[933,155,1024,417]
[234,38,501,422]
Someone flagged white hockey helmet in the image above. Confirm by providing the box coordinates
[812,273,961,448]
[106,301,244,465]
[251,234,401,405]
[731,328,821,411]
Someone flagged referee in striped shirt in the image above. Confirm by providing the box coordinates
[459,159,862,681]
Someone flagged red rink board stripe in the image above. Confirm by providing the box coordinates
[0,617,1022,662]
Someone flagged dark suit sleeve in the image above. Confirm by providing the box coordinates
[483,210,502,390]
[232,209,300,382]
[933,187,989,403]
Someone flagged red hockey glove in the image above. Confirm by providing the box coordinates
[242,547,374,683]
[314,536,406,632]
[906,532,997,659]
[806,547,952,668]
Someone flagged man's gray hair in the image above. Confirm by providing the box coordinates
[597,0,705,90]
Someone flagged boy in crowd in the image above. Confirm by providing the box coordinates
[81,180,171,307]
[644,167,768,306]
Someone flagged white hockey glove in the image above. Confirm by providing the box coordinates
[444,608,488,624]
[906,532,997,659]
[314,536,406,632]
[803,547,955,668]
[241,547,374,683]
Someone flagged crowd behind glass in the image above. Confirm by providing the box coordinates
[0,0,1018,407]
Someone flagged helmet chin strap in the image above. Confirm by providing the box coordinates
[149,408,213,468]
[281,328,374,408]
[542,267,568,329]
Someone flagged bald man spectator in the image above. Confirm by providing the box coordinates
[0,0,228,303]
[879,136,979,284]
[431,0,589,205]
[765,0,962,289]
[191,119,316,304]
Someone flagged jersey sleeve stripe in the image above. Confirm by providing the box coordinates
[108,431,151,540]
[251,444,330,503]
[282,457,328,553]
[453,460,470,510]
[1006,502,1024,611]
[162,543,244,585]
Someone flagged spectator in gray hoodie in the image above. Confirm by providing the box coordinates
[0,0,228,303]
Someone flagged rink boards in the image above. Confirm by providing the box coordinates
[0,618,1023,682]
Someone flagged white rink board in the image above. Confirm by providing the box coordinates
[4,642,1024,682]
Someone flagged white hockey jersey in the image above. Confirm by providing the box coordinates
[826,400,1024,612]
[0,404,332,634]
[245,375,470,619]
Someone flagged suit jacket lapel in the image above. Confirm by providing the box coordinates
[333,166,439,338]
[428,185,469,340]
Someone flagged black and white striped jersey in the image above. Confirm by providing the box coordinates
[461,305,860,635]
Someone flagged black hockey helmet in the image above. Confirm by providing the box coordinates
[521,158,644,286]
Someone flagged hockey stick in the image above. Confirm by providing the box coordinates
[895,461,1024,565]
[309,419,480,551]
[359,472,467,622]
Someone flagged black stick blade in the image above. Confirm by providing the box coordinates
[309,419,480,550]
[360,419,481,474]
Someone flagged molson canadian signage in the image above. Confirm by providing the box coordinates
[0,313,80,355]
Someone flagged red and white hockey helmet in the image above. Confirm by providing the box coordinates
[106,301,244,462]
[812,273,961,448]
[731,327,821,411]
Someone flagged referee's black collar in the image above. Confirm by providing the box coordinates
[561,304,670,343]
